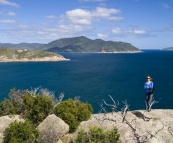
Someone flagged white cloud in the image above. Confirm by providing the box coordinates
[0,0,19,7]
[132,30,146,34]
[112,28,122,34]
[97,33,107,38]
[66,9,92,24]
[62,7,122,25]
[46,15,56,19]
[159,2,169,8]
[0,23,92,43]
[0,20,16,23]
[7,12,16,16]
[17,24,29,28]
[112,27,147,38]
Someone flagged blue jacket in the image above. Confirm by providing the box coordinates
[144,81,154,93]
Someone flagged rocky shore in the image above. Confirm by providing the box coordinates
[0,55,70,62]
[0,109,173,143]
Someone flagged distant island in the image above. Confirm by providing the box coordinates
[161,47,173,50]
[0,36,141,53]
[43,36,141,53]
[0,48,69,62]
[0,43,45,50]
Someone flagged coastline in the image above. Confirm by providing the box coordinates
[57,50,143,54]
[0,56,70,62]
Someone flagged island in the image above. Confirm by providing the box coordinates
[0,36,141,53]
[43,36,141,53]
[0,48,69,62]
[161,47,173,50]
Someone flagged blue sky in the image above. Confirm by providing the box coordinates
[0,0,173,49]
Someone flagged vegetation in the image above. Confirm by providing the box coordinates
[0,87,93,133]
[54,99,93,133]
[3,121,40,143]
[0,43,45,50]
[21,94,54,125]
[0,48,64,60]
[0,88,54,126]
[70,126,121,143]
[42,36,140,52]
[0,99,21,116]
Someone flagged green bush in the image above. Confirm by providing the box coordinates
[21,95,54,125]
[0,99,20,116]
[0,88,54,125]
[54,99,93,133]
[3,121,40,143]
[70,126,121,143]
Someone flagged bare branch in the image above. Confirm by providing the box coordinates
[168,125,173,136]
[147,98,161,112]
[147,122,164,141]
[121,100,130,122]
[27,86,41,96]
[102,95,119,113]
[74,96,80,102]
[98,102,107,114]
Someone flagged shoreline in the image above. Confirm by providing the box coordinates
[0,57,70,62]
[57,51,143,54]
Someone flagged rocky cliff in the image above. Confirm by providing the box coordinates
[71,109,173,143]
[0,110,173,143]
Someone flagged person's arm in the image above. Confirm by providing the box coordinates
[149,82,154,89]
[144,82,149,89]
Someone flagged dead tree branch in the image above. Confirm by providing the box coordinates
[98,102,107,114]
[125,119,149,143]
[27,86,41,96]
[168,125,173,136]
[121,100,130,122]
[102,95,119,113]
[147,122,164,141]
[146,98,161,112]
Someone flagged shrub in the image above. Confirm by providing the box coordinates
[3,121,40,143]
[0,88,54,125]
[70,126,121,143]
[0,99,20,116]
[54,99,93,133]
[21,94,54,125]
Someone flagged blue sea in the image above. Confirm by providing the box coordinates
[0,50,173,113]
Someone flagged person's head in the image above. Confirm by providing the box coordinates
[146,75,152,81]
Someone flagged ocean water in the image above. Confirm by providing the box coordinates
[0,50,173,113]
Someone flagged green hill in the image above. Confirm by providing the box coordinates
[0,48,68,62]
[43,36,140,53]
[0,43,45,50]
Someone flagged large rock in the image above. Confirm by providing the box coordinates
[70,109,173,143]
[0,115,24,143]
[37,114,69,143]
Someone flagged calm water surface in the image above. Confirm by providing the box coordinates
[0,50,173,112]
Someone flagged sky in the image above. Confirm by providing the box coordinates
[0,0,173,49]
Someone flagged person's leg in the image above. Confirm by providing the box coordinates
[148,94,153,111]
[145,93,150,110]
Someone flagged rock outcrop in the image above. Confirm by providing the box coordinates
[0,110,173,143]
[0,115,24,143]
[70,109,173,143]
[37,114,69,143]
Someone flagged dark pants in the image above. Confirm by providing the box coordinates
[145,93,153,109]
